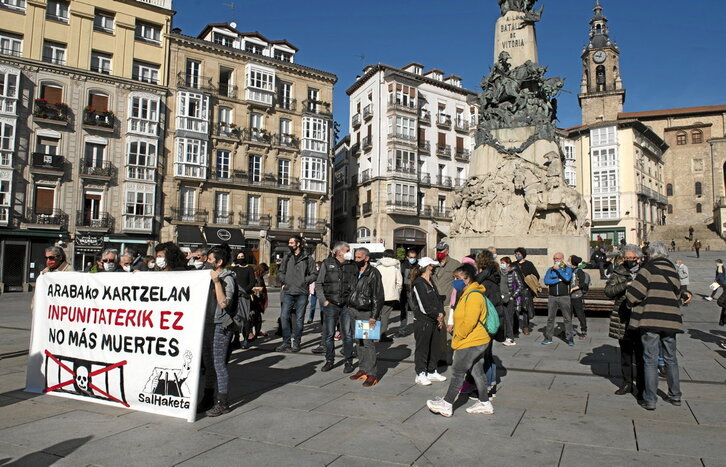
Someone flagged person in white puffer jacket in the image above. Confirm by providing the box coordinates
[375,249,403,341]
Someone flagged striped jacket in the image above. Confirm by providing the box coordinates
[625,257,683,334]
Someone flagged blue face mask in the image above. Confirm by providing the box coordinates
[452,279,465,292]
[407,258,417,264]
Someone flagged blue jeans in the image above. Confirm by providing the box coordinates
[642,331,681,405]
[444,343,490,404]
[308,294,321,321]
[281,294,308,345]
[323,303,354,362]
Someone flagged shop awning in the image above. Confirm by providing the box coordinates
[203,227,245,247]
[176,225,204,246]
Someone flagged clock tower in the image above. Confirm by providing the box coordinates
[578,1,626,124]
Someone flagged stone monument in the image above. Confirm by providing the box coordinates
[449,0,589,271]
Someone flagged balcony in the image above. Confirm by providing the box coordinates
[636,184,666,204]
[215,122,240,139]
[418,141,431,154]
[30,153,64,174]
[454,177,467,188]
[135,0,172,10]
[455,149,471,162]
[352,113,361,128]
[276,97,296,111]
[304,99,332,117]
[386,200,418,215]
[360,169,371,184]
[433,207,452,219]
[362,202,372,216]
[300,217,326,232]
[239,213,271,228]
[76,211,114,230]
[124,214,154,232]
[420,110,431,125]
[436,175,453,188]
[82,108,115,132]
[388,98,417,114]
[436,144,452,159]
[32,99,70,125]
[217,83,238,99]
[243,128,272,145]
[436,113,452,129]
[274,133,299,149]
[390,132,417,147]
[363,105,373,120]
[128,117,158,136]
[362,136,372,152]
[80,160,115,180]
[454,120,470,133]
[177,72,215,92]
[418,173,432,185]
[210,170,301,191]
[171,208,207,224]
[276,215,294,229]
[212,211,234,225]
[25,209,68,228]
[388,164,417,179]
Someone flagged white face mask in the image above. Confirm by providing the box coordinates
[343,251,353,261]
[148,262,155,269]
[156,257,167,270]
[194,261,204,270]
[103,262,116,272]
[554,261,561,267]
[122,265,131,272]
[492,253,498,259]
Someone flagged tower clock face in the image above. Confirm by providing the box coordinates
[593,50,607,63]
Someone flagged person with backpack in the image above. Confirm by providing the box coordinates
[411,257,447,386]
[542,252,575,346]
[199,244,237,417]
[569,255,590,339]
[427,263,494,417]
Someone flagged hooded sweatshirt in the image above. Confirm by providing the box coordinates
[375,257,403,302]
[451,282,491,350]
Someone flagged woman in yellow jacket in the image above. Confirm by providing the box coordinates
[427,263,494,417]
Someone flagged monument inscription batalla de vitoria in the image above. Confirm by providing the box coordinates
[449,0,589,263]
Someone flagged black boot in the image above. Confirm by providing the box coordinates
[614,383,632,395]
[197,388,214,413]
[206,393,230,417]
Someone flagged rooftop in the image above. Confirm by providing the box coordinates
[618,104,726,120]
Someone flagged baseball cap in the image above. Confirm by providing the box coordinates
[435,242,449,251]
[418,257,440,269]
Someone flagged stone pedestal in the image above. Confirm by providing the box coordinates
[494,11,538,67]
[469,127,560,178]
[449,234,590,277]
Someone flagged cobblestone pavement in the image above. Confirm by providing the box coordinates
[1,251,724,466]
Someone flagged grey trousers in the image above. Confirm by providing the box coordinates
[354,310,377,375]
[380,302,394,335]
[545,296,573,341]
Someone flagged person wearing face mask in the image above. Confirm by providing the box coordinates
[347,247,384,387]
[410,257,445,386]
[605,245,645,398]
[512,247,539,335]
[124,246,148,271]
[432,242,461,362]
[118,254,134,273]
[231,250,256,349]
[500,257,524,346]
[99,249,119,272]
[189,248,208,270]
[276,236,317,353]
[399,249,419,337]
[315,242,358,373]
[542,252,574,346]
[40,246,73,274]
[154,242,188,271]
[143,255,156,271]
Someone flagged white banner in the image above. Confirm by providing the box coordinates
[26,271,211,422]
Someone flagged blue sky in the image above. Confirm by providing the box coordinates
[172,0,726,133]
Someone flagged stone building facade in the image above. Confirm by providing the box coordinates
[160,24,336,263]
[0,0,172,291]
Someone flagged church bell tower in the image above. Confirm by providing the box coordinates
[578,1,626,124]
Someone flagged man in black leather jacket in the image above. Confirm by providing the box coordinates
[347,247,384,387]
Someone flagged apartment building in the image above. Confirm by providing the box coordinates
[338,63,477,255]
[0,0,172,291]
[160,23,336,263]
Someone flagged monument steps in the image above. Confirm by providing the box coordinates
[649,223,725,251]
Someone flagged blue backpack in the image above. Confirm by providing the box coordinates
[464,289,500,335]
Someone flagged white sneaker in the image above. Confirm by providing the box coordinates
[704,296,714,301]
[502,338,516,346]
[427,397,453,417]
[415,372,432,386]
[426,371,447,382]
[466,400,494,415]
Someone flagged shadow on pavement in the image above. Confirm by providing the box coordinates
[0,436,93,466]
[580,344,620,383]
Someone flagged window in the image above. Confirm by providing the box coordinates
[0,31,22,57]
[215,192,230,224]
[696,203,702,213]
[246,65,274,104]
[456,167,464,185]
[0,179,10,214]
[676,132,687,146]
[87,91,109,112]
[393,116,415,139]
[219,67,234,97]
[302,116,328,153]
[82,192,102,224]
[279,118,292,144]
[129,95,159,135]
[244,41,264,55]
[307,88,320,111]
[0,120,14,166]
[356,227,371,242]
[301,156,327,192]
[592,195,619,220]
[247,195,260,222]
[179,187,195,218]
[34,186,55,215]
[177,91,209,133]
[590,126,616,146]
[213,32,234,48]
[135,21,161,43]
[278,159,290,185]
[389,183,416,206]
[46,0,68,22]
[278,81,293,109]
[304,200,317,228]
[277,198,290,225]
[592,169,617,194]
[36,136,59,155]
[0,0,25,12]
[692,130,703,144]
[90,51,112,74]
[93,11,114,33]
[250,112,263,130]
[175,138,207,179]
[185,59,200,88]
[592,147,617,167]
[392,149,415,173]
[667,204,673,214]
[0,69,18,115]
[42,41,66,65]
[695,182,702,196]
[84,142,105,168]
[218,106,232,134]
[388,83,416,107]
[274,50,293,62]
[127,140,156,181]
[216,150,230,179]
[248,155,261,183]
[666,183,673,196]
[132,61,159,84]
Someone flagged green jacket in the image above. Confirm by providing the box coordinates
[604,264,635,340]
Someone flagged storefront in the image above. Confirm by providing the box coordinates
[203,227,245,249]
[393,227,427,256]
[590,227,626,247]
[73,234,104,271]
[0,229,67,292]
[175,225,205,251]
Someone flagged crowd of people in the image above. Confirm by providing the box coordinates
[37,235,723,419]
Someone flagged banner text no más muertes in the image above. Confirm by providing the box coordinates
[26,271,211,422]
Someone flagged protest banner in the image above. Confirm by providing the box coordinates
[26,270,211,422]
